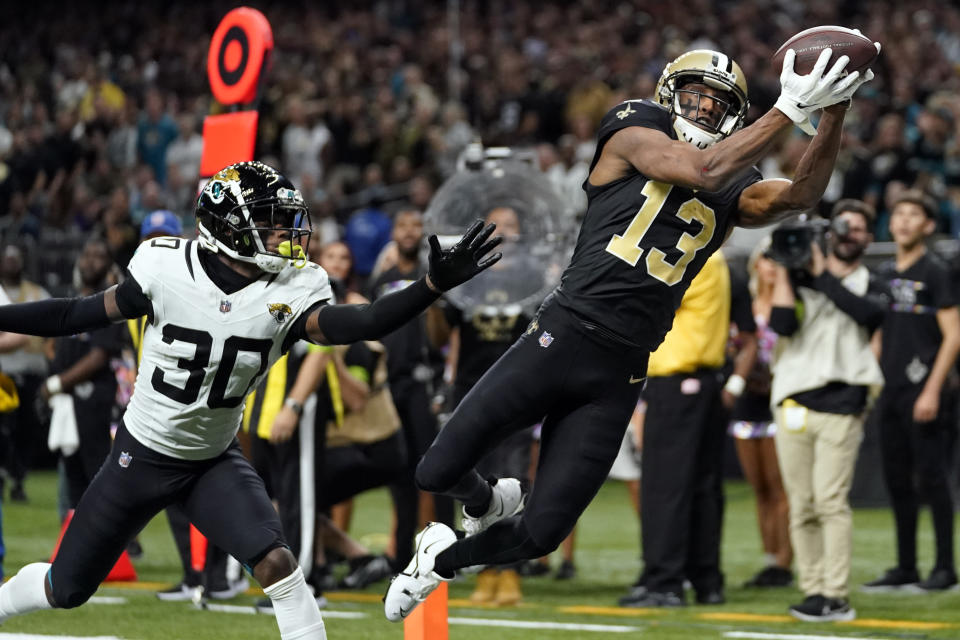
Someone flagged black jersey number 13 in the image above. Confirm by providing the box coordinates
[605,181,716,285]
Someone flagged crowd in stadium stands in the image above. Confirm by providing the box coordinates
[0,0,959,291]
[1,0,960,615]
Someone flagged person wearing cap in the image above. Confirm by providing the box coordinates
[140,210,183,240]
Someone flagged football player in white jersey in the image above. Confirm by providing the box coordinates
[0,161,501,640]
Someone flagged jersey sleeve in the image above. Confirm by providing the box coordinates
[589,100,673,172]
[299,262,333,308]
[125,238,173,300]
[721,167,763,203]
[281,264,334,351]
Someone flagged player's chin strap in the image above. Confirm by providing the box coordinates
[673,118,722,149]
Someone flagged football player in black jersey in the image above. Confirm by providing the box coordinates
[384,44,880,621]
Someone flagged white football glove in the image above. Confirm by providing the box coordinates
[827,68,875,106]
[826,39,881,106]
[774,48,851,135]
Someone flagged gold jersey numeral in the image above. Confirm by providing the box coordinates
[604,180,716,286]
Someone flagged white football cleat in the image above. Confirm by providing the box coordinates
[462,478,524,537]
[384,522,457,622]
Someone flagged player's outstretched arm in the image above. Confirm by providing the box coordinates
[0,277,151,338]
[735,103,846,227]
[306,220,502,345]
[600,49,868,194]
[602,108,793,193]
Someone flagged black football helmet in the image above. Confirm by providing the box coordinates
[196,161,312,273]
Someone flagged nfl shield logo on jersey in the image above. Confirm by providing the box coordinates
[219,299,232,314]
[118,451,132,468]
[538,331,554,348]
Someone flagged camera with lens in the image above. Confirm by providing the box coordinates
[768,215,849,269]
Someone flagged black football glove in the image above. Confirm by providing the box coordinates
[427,220,503,292]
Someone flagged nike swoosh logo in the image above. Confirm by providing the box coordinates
[421,540,442,559]
[629,376,646,384]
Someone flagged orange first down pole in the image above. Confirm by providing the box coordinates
[404,582,448,640]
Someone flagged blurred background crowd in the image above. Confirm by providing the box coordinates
[1,0,960,616]
[1,0,960,294]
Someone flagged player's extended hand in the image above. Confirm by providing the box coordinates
[775,48,851,135]
[828,68,875,107]
[426,220,503,292]
[828,31,881,106]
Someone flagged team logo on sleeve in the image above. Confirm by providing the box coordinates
[268,302,293,323]
[616,103,637,120]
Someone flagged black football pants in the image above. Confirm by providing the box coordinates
[640,371,726,596]
[49,423,284,608]
[418,299,648,571]
[251,433,304,558]
[876,386,956,572]
[164,501,230,590]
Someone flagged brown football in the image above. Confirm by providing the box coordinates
[772,26,878,76]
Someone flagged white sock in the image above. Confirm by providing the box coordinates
[262,566,326,640]
[0,562,54,622]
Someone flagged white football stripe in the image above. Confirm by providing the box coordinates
[449,617,639,633]
[87,596,127,605]
[197,602,366,620]
[0,635,123,640]
[725,633,888,640]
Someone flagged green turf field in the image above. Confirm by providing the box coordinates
[2,471,957,639]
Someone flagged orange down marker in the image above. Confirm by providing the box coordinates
[404,582,448,640]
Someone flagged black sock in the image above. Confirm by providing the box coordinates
[433,517,548,576]
[458,474,493,518]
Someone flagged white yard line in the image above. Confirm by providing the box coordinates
[449,617,640,633]
[0,635,124,640]
[724,632,889,640]
[87,597,127,605]
[197,602,366,620]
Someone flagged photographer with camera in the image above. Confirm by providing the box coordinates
[767,199,886,622]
